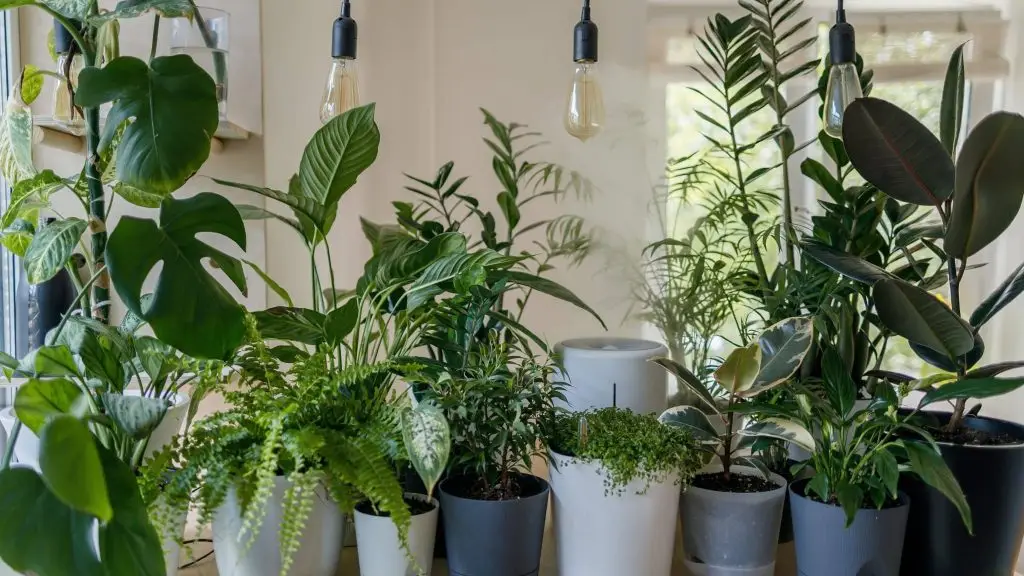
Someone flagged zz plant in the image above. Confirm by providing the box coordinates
[807,45,1024,433]
[656,317,816,480]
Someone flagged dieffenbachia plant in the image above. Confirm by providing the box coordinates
[402,401,451,500]
[655,317,816,480]
[802,45,1024,432]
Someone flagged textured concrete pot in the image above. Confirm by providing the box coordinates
[549,451,681,576]
[354,493,438,576]
[790,479,909,576]
[680,465,787,576]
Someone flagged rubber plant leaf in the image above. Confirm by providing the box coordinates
[872,279,975,360]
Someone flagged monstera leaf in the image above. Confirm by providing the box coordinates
[76,55,218,195]
[106,193,246,359]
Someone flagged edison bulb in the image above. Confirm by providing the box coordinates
[53,52,84,135]
[822,62,863,140]
[564,62,605,142]
[320,58,360,125]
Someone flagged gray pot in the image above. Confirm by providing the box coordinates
[438,473,549,576]
[680,465,787,576]
[790,479,909,576]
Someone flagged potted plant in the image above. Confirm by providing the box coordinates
[411,332,561,576]
[655,317,815,576]
[807,43,1024,575]
[546,406,703,576]
[353,401,449,576]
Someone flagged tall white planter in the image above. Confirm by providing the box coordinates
[154,496,189,576]
[554,338,669,415]
[354,493,438,576]
[0,391,189,469]
[549,450,681,576]
[213,476,344,576]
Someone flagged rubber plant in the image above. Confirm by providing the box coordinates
[655,317,817,479]
[812,45,1024,432]
[0,1,250,574]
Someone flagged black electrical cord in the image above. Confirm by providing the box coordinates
[177,538,215,570]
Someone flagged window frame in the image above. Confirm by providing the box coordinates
[0,8,21,358]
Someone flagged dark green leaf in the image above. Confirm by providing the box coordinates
[214,178,327,240]
[864,370,915,384]
[940,43,967,154]
[24,218,87,285]
[496,191,520,229]
[822,347,857,418]
[39,415,112,522]
[801,158,843,201]
[106,193,247,360]
[903,441,972,533]
[254,307,326,345]
[97,444,166,576]
[873,279,974,359]
[945,112,1024,258]
[76,56,218,194]
[14,378,84,434]
[235,204,303,239]
[324,299,358,346]
[874,449,899,498]
[501,270,606,329]
[842,97,954,206]
[966,361,1024,379]
[18,345,80,378]
[970,260,1024,327]
[921,377,1024,406]
[101,393,168,440]
[652,357,719,413]
[801,240,890,285]
[836,483,864,527]
[243,258,293,307]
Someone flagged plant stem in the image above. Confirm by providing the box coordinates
[150,15,161,62]
[50,266,108,344]
[81,33,109,323]
[946,255,969,430]
[723,395,735,481]
[0,421,20,470]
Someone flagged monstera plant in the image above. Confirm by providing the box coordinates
[0,1,252,574]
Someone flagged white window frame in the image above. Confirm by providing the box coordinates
[0,8,20,358]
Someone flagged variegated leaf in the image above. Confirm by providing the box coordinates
[659,405,720,445]
[739,418,815,453]
[741,317,814,396]
[0,92,34,183]
[714,342,761,395]
[402,402,450,499]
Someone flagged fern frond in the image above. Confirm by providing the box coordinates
[240,416,283,551]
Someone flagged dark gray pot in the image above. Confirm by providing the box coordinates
[680,465,787,576]
[790,479,909,576]
[438,473,549,576]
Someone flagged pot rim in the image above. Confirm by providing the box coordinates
[554,337,667,359]
[685,464,788,497]
[547,448,683,482]
[438,471,550,504]
[354,492,439,518]
[789,477,909,511]
[909,410,1024,450]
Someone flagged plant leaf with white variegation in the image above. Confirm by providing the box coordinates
[651,357,721,414]
[0,91,34,183]
[738,418,815,452]
[659,405,720,447]
[741,317,813,397]
[714,343,761,395]
[402,402,450,500]
[92,0,194,22]
[24,218,87,285]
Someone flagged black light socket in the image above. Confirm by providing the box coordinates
[573,4,598,63]
[53,18,76,54]
[332,0,357,60]
[829,12,855,65]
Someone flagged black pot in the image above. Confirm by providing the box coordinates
[899,413,1024,576]
[438,473,549,576]
[790,478,909,576]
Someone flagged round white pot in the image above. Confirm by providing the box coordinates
[213,476,344,576]
[549,450,681,576]
[554,338,669,415]
[354,493,438,576]
[153,494,189,576]
[0,390,189,469]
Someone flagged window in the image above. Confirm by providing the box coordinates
[0,9,16,357]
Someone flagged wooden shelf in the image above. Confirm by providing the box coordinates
[32,116,250,155]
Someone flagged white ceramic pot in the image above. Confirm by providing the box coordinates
[354,493,438,576]
[554,338,669,415]
[213,476,344,576]
[549,450,681,576]
[0,390,189,469]
[153,495,189,576]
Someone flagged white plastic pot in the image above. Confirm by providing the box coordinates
[549,450,681,576]
[213,476,344,576]
[354,493,438,576]
[154,495,188,576]
[553,338,670,415]
[0,391,189,469]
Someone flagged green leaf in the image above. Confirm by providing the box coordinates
[2,170,64,232]
[402,402,451,500]
[216,178,328,240]
[966,361,1024,379]
[874,450,899,498]
[236,203,304,239]
[39,0,90,19]
[822,347,857,418]
[112,182,163,208]
[496,191,520,229]
[92,0,194,21]
[106,193,246,360]
[406,250,520,309]
[842,97,954,206]
[940,43,967,155]
[324,298,358,346]
[714,343,761,394]
[0,92,34,182]
[872,279,974,359]
[971,261,1024,327]
[800,240,890,285]
[502,270,606,329]
[18,345,80,377]
[76,55,218,195]
[243,258,293,307]
[920,377,1024,406]
[745,317,814,395]
[658,405,720,444]
[24,217,87,285]
[39,415,112,522]
[21,65,43,105]
[836,482,864,527]
[298,103,380,230]
[800,158,844,201]
[651,357,720,414]
[0,468,101,576]
[903,441,972,533]
[101,393,168,440]
[737,418,814,452]
[14,378,84,435]
[945,112,1024,258]
[253,307,326,345]
[1,218,35,257]
[134,335,173,383]
[96,444,166,576]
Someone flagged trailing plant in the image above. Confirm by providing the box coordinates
[815,45,1024,434]
[656,317,815,480]
[549,407,704,495]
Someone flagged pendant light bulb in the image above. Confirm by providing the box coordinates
[565,0,604,142]
[822,0,862,140]
[320,0,359,125]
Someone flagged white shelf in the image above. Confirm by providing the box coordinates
[32,116,249,154]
